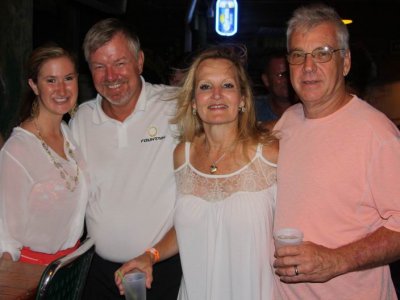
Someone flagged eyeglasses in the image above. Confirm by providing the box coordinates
[287,46,344,65]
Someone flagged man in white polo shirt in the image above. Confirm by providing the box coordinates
[70,18,181,300]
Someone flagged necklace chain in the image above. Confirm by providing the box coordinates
[33,119,79,192]
[206,141,237,174]
[210,152,227,174]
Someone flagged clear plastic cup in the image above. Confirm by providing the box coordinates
[122,272,146,300]
[273,228,303,249]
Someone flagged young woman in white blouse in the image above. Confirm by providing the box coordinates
[0,45,89,265]
[115,46,279,300]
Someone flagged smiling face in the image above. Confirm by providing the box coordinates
[29,56,78,118]
[193,58,244,127]
[288,22,351,114]
[89,32,144,111]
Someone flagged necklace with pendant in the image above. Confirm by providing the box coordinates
[34,119,79,192]
[210,152,227,174]
[207,140,237,174]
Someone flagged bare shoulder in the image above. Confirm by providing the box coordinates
[173,142,186,169]
[262,139,279,164]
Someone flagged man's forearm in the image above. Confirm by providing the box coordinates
[337,226,400,275]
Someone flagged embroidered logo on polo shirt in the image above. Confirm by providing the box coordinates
[141,125,166,143]
[148,126,157,137]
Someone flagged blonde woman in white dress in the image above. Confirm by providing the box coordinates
[116,46,278,300]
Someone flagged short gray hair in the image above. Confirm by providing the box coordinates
[287,4,349,52]
[83,18,141,62]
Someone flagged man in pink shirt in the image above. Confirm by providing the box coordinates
[273,4,400,299]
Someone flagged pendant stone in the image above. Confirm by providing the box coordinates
[210,164,218,174]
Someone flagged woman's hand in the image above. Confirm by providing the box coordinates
[114,252,154,295]
[115,227,179,295]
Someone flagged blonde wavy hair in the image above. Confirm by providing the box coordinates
[171,45,274,145]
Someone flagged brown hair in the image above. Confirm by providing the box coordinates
[18,44,77,122]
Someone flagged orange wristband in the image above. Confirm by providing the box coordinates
[146,247,160,263]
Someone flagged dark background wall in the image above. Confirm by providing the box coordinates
[0,0,32,139]
[2,0,400,139]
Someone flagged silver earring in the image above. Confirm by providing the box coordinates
[239,106,246,113]
[192,108,197,116]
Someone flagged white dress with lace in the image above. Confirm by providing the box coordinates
[174,142,277,300]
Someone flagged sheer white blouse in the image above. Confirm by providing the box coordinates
[0,122,89,261]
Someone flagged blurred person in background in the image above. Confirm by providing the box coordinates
[168,54,190,87]
[255,49,296,129]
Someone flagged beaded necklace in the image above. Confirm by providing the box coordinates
[33,120,79,192]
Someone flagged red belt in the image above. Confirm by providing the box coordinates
[20,240,80,265]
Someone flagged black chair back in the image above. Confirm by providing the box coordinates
[35,238,95,300]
